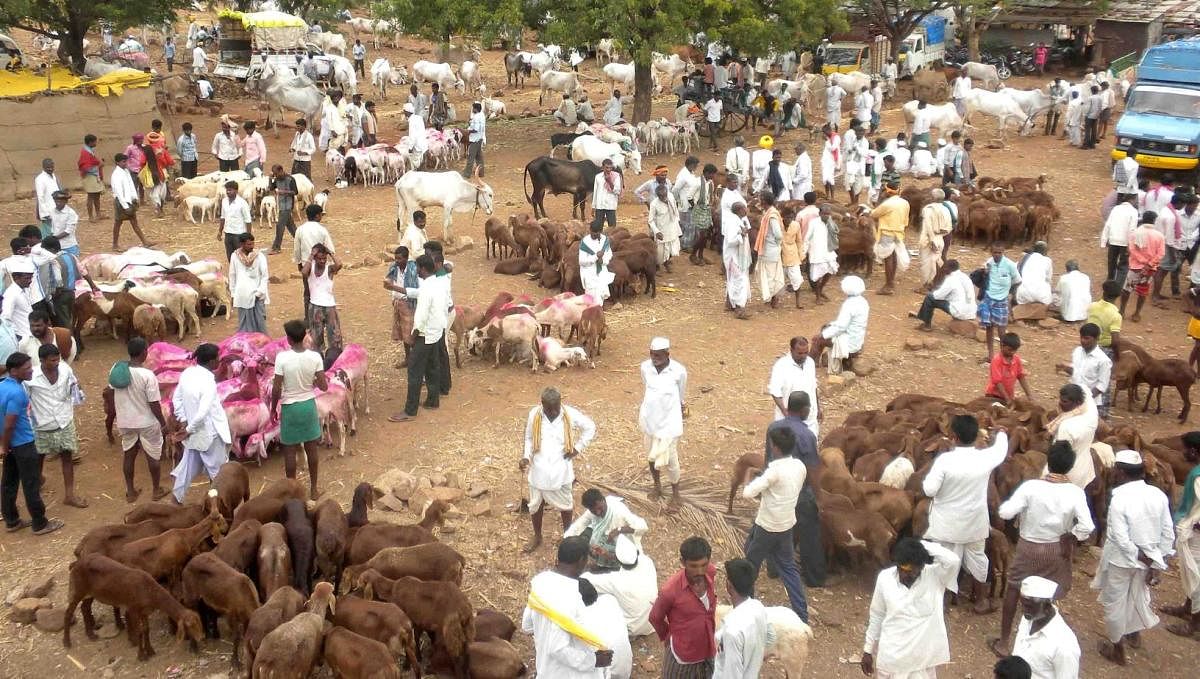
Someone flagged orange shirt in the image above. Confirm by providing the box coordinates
[986,353,1025,399]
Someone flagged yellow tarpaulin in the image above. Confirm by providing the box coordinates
[0,66,152,98]
[217,9,308,29]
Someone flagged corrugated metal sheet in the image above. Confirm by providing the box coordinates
[1162,0,1200,29]
[993,0,1103,26]
[1099,0,1200,26]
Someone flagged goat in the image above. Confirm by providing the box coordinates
[359,571,474,678]
[314,497,350,589]
[251,582,337,679]
[181,552,261,672]
[333,595,422,676]
[343,542,465,587]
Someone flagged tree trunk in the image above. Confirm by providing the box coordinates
[633,60,653,123]
[967,20,981,62]
[65,19,88,74]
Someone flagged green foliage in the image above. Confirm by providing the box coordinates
[848,0,950,39]
[278,0,358,28]
[379,0,524,45]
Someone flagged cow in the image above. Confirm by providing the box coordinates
[961,61,1002,90]
[346,17,398,49]
[602,62,636,89]
[369,58,394,100]
[569,135,643,175]
[394,171,495,242]
[829,71,872,95]
[312,31,347,56]
[412,60,465,93]
[524,157,604,219]
[245,62,324,137]
[901,101,963,135]
[435,43,482,66]
[459,60,483,94]
[596,38,617,65]
[504,52,527,89]
[155,74,195,115]
[998,86,1054,121]
[765,78,810,105]
[549,132,587,157]
[652,53,691,91]
[530,50,558,74]
[965,90,1032,140]
[538,70,581,106]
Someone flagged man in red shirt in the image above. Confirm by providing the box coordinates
[986,332,1034,405]
[649,536,717,677]
[1121,211,1166,323]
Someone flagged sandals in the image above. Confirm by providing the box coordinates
[32,518,64,536]
[5,519,31,533]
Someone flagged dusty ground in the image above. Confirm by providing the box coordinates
[0,22,1198,679]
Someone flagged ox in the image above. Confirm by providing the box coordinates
[370,58,393,99]
[460,60,483,94]
[603,62,636,89]
[530,50,559,74]
[524,157,603,219]
[504,51,527,88]
[965,90,1032,140]
[901,101,963,134]
[596,38,617,65]
[394,171,494,242]
[961,61,1002,90]
[998,86,1054,122]
[829,71,871,95]
[245,62,323,137]
[766,78,810,104]
[312,32,346,56]
[652,53,691,92]
[346,17,398,49]
[569,135,643,175]
[538,70,581,105]
[412,60,465,93]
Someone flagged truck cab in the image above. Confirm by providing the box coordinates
[898,15,947,77]
[822,42,869,75]
[1112,38,1200,179]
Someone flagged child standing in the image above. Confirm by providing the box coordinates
[985,332,1034,406]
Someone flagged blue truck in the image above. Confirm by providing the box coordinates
[1113,38,1200,179]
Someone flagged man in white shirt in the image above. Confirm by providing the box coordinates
[293,204,335,269]
[33,159,60,238]
[26,343,85,509]
[924,415,1009,614]
[1055,260,1091,322]
[1154,193,1189,300]
[578,579,631,679]
[523,537,614,678]
[952,74,972,116]
[211,117,241,172]
[1010,576,1081,679]
[767,335,819,428]
[916,190,953,288]
[910,140,936,177]
[0,259,35,339]
[464,101,487,178]
[351,39,366,77]
[891,139,912,172]
[1101,193,1139,282]
[399,209,429,260]
[109,153,151,251]
[47,191,79,256]
[217,181,253,261]
[742,426,809,621]
[723,195,753,320]
[582,535,658,636]
[290,118,316,178]
[674,157,702,250]
[1145,176,1175,216]
[825,82,846,126]
[391,254,448,423]
[565,489,647,570]
[911,100,933,147]
[578,222,614,300]
[640,337,687,503]
[321,91,349,154]
[1112,155,1139,195]
[854,88,873,131]
[713,559,773,678]
[791,143,813,198]
[191,43,209,75]
[990,443,1094,656]
[870,79,884,133]
[1092,449,1175,666]
[170,343,231,503]
[724,135,750,187]
[520,386,597,553]
[1048,385,1099,487]
[113,338,169,502]
[1057,323,1112,417]
[862,538,960,678]
[913,259,976,329]
[229,233,269,335]
[1015,242,1053,305]
[704,92,723,150]
[590,159,622,230]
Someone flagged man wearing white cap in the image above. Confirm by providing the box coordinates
[0,260,36,339]
[892,139,912,173]
[991,441,1093,656]
[582,534,659,636]
[1092,449,1175,665]
[403,102,428,170]
[639,338,687,504]
[565,488,648,570]
[934,138,949,177]
[910,140,936,178]
[521,387,597,554]
[1011,576,1081,678]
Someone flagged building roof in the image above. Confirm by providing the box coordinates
[993,0,1102,26]
[1097,0,1200,26]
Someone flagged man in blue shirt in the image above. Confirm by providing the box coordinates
[980,243,1021,362]
[764,391,825,587]
[177,122,198,179]
[1,352,62,535]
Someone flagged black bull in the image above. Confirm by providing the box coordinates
[523,156,620,220]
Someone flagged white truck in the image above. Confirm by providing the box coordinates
[214,9,325,80]
[898,15,947,77]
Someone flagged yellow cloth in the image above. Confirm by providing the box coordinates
[526,591,609,650]
[0,66,151,98]
[218,9,308,28]
[870,195,910,241]
[1189,317,1200,341]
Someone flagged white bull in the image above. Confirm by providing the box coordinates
[394,171,495,242]
[901,101,963,134]
[530,51,559,74]
[370,58,394,99]
[412,60,465,93]
[961,61,1001,90]
[965,90,1031,140]
[346,17,398,49]
[246,61,324,137]
[460,60,483,94]
[569,135,643,175]
[312,32,346,56]
[603,62,636,89]
[766,78,810,104]
[596,38,617,65]
[538,70,581,105]
[652,53,691,92]
[998,86,1054,120]
[828,71,871,95]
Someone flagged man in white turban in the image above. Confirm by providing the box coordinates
[639,337,687,504]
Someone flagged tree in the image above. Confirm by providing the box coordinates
[850,0,950,59]
[379,0,524,48]
[951,1,1002,61]
[0,0,190,73]
[540,0,845,123]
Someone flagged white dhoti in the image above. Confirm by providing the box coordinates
[581,267,615,301]
[877,669,938,679]
[725,248,751,308]
[874,234,911,271]
[758,258,786,301]
[820,156,837,185]
[408,149,426,171]
[919,247,943,287]
[1015,283,1052,305]
[657,238,680,264]
[932,539,988,593]
[810,260,839,282]
[1178,521,1200,612]
[528,483,574,512]
[785,264,804,290]
[171,438,230,503]
[645,435,680,483]
[1092,563,1160,642]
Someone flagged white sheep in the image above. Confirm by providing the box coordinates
[536,336,592,371]
[259,194,278,227]
[715,604,813,678]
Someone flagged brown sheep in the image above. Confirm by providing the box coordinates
[820,425,872,465]
[345,500,450,566]
[213,517,262,572]
[577,304,606,359]
[75,520,168,560]
[63,554,204,661]
[474,608,517,641]
[111,500,227,589]
[484,216,516,259]
[230,478,307,529]
[985,526,1012,599]
[243,586,306,671]
[333,595,422,676]
[1124,341,1196,422]
[726,452,765,513]
[348,481,374,528]
[612,247,657,297]
[314,497,350,589]
[493,257,531,275]
[258,522,293,599]
[343,542,465,587]
[885,393,948,413]
[820,508,896,572]
[324,626,403,679]
[360,570,475,677]
[212,462,250,521]
[857,482,915,534]
[131,303,167,342]
[432,637,528,679]
[833,212,876,276]
[282,499,316,596]
[181,552,261,671]
[251,582,337,679]
[124,497,210,527]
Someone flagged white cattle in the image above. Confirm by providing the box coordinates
[83,58,124,78]
[370,58,393,99]
[828,71,871,95]
[998,86,1054,119]
[652,53,691,91]
[346,17,398,49]
[389,65,409,85]
[596,38,617,65]
[246,61,324,137]
[460,60,483,94]
[327,54,358,94]
[312,32,347,56]
[481,96,506,119]
[529,50,558,74]
[766,78,810,104]
[961,61,1001,90]
[539,44,563,61]
[394,171,495,242]
[412,60,465,93]
[603,62,636,89]
[965,90,1031,139]
[901,101,963,133]
[538,70,581,105]
[569,135,643,175]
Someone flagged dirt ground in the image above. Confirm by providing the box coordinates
[0,23,1198,679]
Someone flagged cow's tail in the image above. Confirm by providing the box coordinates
[523,164,532,207]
